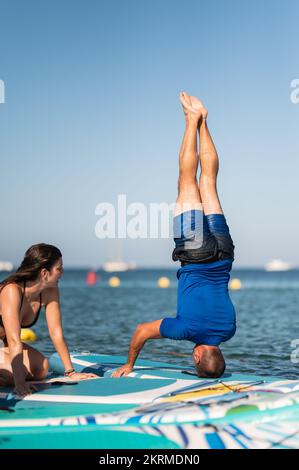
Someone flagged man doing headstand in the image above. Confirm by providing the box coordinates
[112,92,236,378]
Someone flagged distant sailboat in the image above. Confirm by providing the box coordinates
[265,259,292,272]
[102,261,136,273]
[0,261,13,271]
[102,241,136,272]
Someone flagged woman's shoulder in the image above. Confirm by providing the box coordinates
[0,282,23,303]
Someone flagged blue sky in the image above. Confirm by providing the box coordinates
[0,0,298,267]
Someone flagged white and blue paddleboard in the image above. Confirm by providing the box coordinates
[0,352,299,449]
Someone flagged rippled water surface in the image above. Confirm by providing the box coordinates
[3,268,299,379]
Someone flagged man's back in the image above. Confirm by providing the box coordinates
[176,259,236,345]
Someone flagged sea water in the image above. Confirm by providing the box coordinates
[1,268,299,379]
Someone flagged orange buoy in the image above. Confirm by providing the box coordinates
[229,278,242,290]
[158,277,170,288]
[109,276,121,287]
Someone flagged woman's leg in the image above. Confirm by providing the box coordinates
[0,342,49,386]
[198,117,224,215]
[175,93,203,216]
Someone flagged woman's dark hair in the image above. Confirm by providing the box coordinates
[0,244,62,292]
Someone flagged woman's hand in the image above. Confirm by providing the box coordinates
[111,364,133,377]
[13,381,38,397]
[67,372,98,381]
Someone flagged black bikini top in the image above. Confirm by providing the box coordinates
[0,281,42,329]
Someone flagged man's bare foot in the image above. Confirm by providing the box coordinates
[180,91,208,121]
[180,91,201,121]
[189,95,208,120]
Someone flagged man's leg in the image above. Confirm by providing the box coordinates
[175,92,202,216]
[198,117,224,216]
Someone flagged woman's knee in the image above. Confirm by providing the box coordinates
[22,344,49,379]
[0,348,13,386]
[29,356,49,381]
[0,369,14,387]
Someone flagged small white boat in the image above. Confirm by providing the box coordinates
[0,261,13,271]
[265,259,292,272]
[102,240,137,272]
[102,261,137,273]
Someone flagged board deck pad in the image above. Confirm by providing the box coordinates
[0,352,299,449]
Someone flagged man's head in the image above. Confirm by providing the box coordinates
[192,344,225,378]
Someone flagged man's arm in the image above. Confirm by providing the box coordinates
[111,319,163,377]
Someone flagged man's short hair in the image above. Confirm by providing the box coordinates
[194,347,226,378]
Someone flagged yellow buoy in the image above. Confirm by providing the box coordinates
[158,277,170,288]
[229,278,242,290]
[20,328,37,342]
[109,276,121,287]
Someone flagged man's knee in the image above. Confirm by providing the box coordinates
[178,175,199,194]
[199,175,220,203]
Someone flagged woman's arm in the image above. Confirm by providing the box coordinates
[1,284,37,395]
[111,319,163,377]
[45,288,73,371]
[45,288,97,380]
